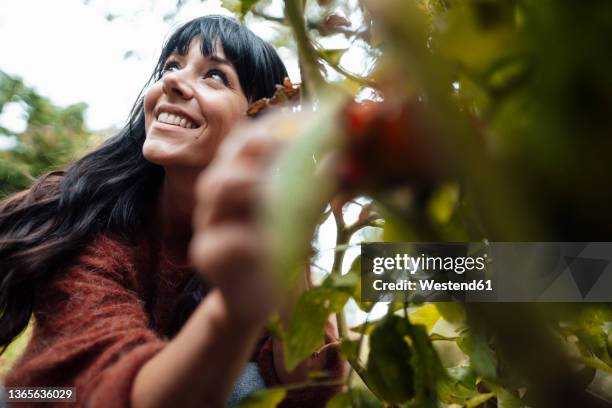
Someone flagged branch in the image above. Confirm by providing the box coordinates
[284,0,326,99]
[251,8,287,24]
[315,47,378,88]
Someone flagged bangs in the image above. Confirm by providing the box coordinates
[154,15,288,102]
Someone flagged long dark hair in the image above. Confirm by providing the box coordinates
[0,15,288,351]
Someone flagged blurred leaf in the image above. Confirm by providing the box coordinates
[458,330,497,381]
[486,58,529,96]
[435,302,466,325]
[326,387,383,408]
[264,99,345,291]
[438,2,519,71]
[236,388,286,408]
[221,0,241,14]
[438,365,480,403]
[465,392,495,408]
[266,312,285,341]
[0,158,32,197]
[426,182,459,225]
[342,256,375,312]
[339,338,362,361]
[320,48,349,65]
[565,305,612,366]
[350,321,373,335]
[496,390,522,408]
[429,333,459,342]
[486,382,523,408]
[240,0,261,18]
[408,304,440,333]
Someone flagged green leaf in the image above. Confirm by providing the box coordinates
[426,182,460,225]
[339,338,362,361]
[465,392,495,408]
[441,365,479,401]
[457,330,497,381]
[284,285,350,371]
[566,305,612,366]
[344,256,375,312]
[240,0,260,18]
[236,388,286,408]
[406,321,446,408]
[221,0,241,13]
[429,333,460,342]
[326,388,383,408]
[365,315,416,404]
[319,48,349,65]
[266,312,285,341]
[408,304,440,333]
[349,321,374,335]
[485,383,523,408]
[435,303,466,325]
[486,58,529,96]
[496,388,522,408]
[264,99,344,291]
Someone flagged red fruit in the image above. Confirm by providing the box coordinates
[344,100,380,141]
[339,99,448,191]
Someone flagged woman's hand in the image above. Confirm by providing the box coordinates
[189,114,288,325]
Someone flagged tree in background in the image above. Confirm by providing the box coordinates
[0,70,97,198]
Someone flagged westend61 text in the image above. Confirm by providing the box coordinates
[373,279,493,292]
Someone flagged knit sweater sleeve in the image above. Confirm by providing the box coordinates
[4,234,167,408]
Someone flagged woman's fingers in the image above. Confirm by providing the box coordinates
[217,113,287,165]
[190,222,261,284]
[193,163,263,228]
[189,221,280,320]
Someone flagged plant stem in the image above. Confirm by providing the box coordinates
[284,0,326,100]
[316,47,378,88]
[281,378,347,392]
[572,356,612,374]
[331,205,350,340]
[251,8,286,23]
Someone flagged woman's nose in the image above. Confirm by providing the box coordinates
[161,71,194,100]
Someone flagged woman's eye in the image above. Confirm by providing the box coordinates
[204,70,229,86]
[161,61,179,75]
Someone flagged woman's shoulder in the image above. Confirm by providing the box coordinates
[74,232,142,278]
[44,231,160,301]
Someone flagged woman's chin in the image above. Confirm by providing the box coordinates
[142,139,212,168]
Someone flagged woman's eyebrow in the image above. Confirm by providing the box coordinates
[208,55,234,68]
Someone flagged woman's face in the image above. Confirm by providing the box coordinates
[143,38,249,168]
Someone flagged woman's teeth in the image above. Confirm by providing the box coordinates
[157,112,197,129]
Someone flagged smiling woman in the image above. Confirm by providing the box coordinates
[0,15,345,408]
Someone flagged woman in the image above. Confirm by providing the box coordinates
[0,15,345,407]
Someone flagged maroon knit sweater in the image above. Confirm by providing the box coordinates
[5,233,345,407]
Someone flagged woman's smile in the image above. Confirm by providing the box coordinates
[157,112,198,129]
[153,103,206,130]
